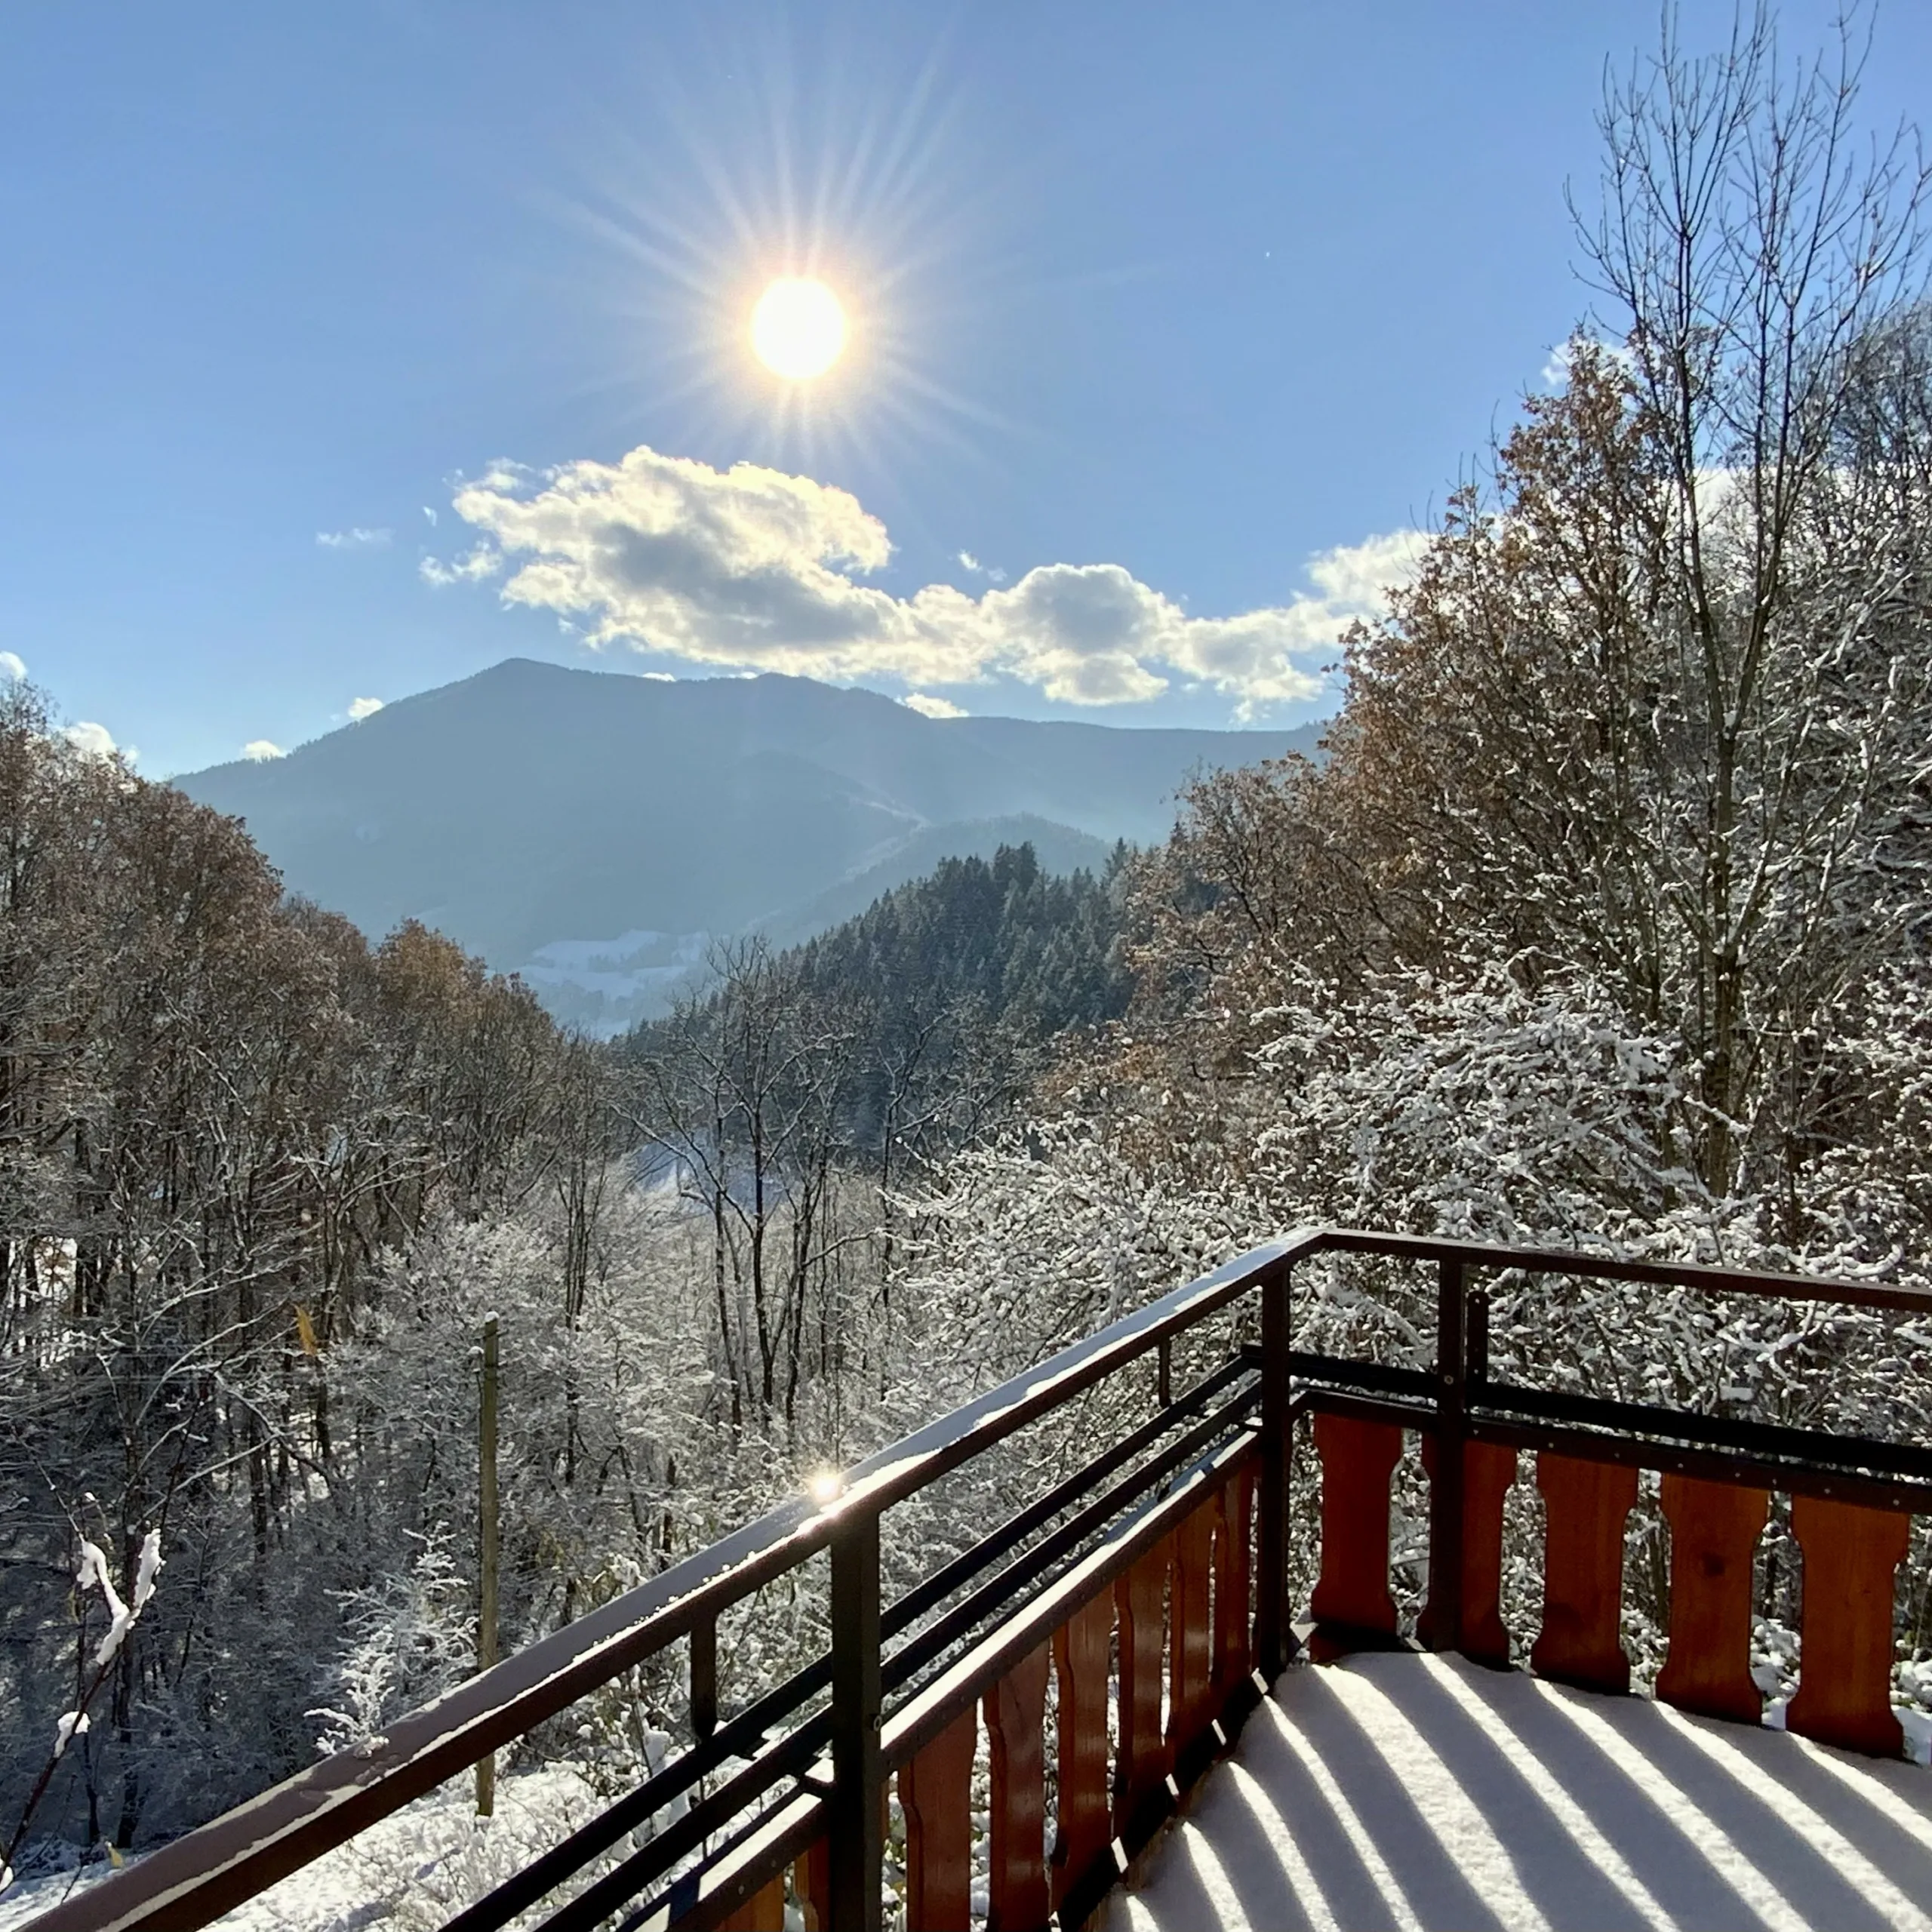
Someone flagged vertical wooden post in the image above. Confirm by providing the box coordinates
[1212,1463,1255,1699]
[900,1708,976,1932]
[1418,1435,1517,1669]
[798,1840,831,1932]
[829,1506,884,1932]
[984,1645,1051,1932]
[691,1614,718,1743]
[1308,1414,1403,1648]
[1114,1539,1170,1841]
[717,1876,786,1932]
[1168,1497,1217,1782]
[1531,1454,1637,1693]
[1655,1475,1768,1723]
[1051,1594,1113,1914]
[1420,1260,1467,1654]
[1787,1497,1908,1756]
[1256,1258,1291,1681]
[475,1314,499,1818]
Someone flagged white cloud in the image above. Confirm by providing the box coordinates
[422,506,438,526]
[64,721,120,761]
[419,545,503,588]
[1303,529,1430,609]
[347,697,385,722]
[958,550,1008,585]
[0,651,26,682]
[242,740,286,761]
[1543,334,1635,389]
[316,527,392,549]
[903,692,968,719]
[433,443,1423,712]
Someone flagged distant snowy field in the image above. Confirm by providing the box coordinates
[517,928,712,1035]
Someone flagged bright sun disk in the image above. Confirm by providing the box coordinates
[752,278,848,380]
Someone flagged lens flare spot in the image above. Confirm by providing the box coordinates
[752,278,848,380]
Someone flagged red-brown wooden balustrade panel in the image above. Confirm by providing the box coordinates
[1115,1536,1171,1836]
[715,1872,786,1932]
[1531,1453,1638,1693]
[1168,1492,1217,1754]
[1417,1436,1518,1667]
[1788,1497,1909,1756]
[1051,1590,1115,1912]
[795,1841,829,1932]
[984,1643,1052,1932]
[1309,1412,1404,1647]
[898,1706,977,1932]
[1213,1463,1256,1697]
[1655,1475,1769,1724]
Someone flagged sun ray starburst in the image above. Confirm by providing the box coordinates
[532,16,1032,497]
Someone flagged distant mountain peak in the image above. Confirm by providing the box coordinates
[174,661,1323,1031]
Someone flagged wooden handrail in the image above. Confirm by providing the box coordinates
[35,1224,1927,1932]
[1315,1225,1932,1312]
[32,1235,1305,1932]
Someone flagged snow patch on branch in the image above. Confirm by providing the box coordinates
[75,1528,162,1669]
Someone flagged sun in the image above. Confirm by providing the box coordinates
[562,24,1003,478]
[752,277,848,380]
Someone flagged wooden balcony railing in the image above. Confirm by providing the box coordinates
[38,1229,1932,1932]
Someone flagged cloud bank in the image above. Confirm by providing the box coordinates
[425,445,1423,713]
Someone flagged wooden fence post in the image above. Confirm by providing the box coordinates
[1256,1258,1291,1680]
[829,1506,884,1932]
[476,1314,500,1817]
[1420,1260,1467,1653]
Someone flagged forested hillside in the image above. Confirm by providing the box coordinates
[789,840,1131,1039]
[0,724,1134,1875]
[626,840,1131,1167]
[0,679,617,1860]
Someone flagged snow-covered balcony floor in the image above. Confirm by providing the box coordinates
[1103,1652,1932,1932]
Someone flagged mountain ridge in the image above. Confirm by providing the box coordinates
[174,659,1323,1029]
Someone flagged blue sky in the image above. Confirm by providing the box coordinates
[5,2,1926,774]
